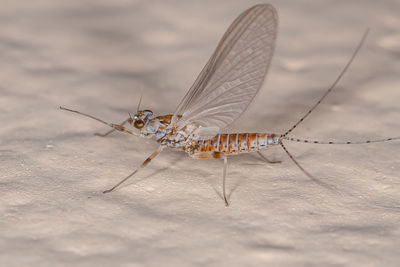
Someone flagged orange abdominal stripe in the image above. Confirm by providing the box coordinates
[193,133,278,157]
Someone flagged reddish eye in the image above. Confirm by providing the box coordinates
[134,120,145,129]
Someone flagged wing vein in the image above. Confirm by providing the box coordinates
[171,4,278,138]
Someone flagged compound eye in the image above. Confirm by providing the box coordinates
[134,119,145,129]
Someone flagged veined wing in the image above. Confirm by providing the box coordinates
[172,4,278,138]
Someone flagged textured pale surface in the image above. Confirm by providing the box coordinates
[1,0,400,266]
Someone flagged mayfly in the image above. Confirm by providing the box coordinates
[61,4,399,206]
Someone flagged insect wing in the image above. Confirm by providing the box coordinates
[172,4,278,138]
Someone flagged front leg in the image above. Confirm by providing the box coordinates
[95,118,131,137]
[60,106,138,136]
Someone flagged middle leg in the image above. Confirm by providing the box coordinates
[222,156,229,207]
[103,145,164,193]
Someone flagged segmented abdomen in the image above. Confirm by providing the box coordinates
[193,133,280,157]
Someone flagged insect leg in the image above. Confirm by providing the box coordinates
[257,151,281,164]
[222,156,229,207]
[94,118,130,137]
[103,145,164,193]
[60,106,139,136]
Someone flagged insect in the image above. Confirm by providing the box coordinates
[61,4,399,206]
